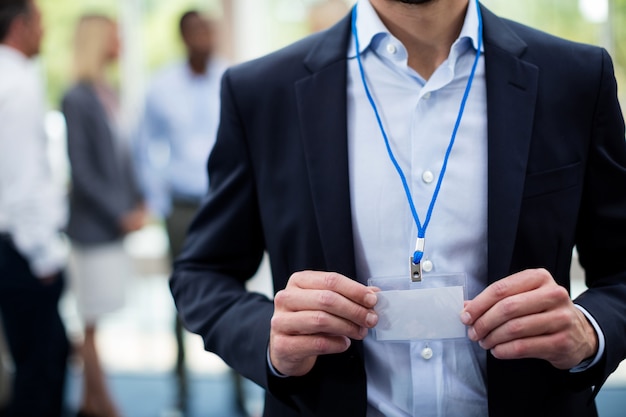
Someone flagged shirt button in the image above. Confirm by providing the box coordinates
[421,346,433,360]
[422,260,433,272]
[422,171,434,184]
[423,92,432,100]
[386,43,397,54]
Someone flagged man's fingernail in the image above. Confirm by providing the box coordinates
[359,326,369,338]
[365,293,377,307]
[366,312,378,327]
[460,311,472,325]
[468,327,477,340]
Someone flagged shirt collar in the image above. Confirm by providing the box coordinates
[0,44,30,65]
[348,0,483,58]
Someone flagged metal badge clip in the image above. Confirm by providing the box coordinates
[411,259,422,282]
[411,237,425,282]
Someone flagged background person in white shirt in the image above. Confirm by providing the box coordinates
[0,1,69,416]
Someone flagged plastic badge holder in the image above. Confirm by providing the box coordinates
[368,273,468,342]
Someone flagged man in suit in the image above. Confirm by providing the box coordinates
[170,0,626,416]
[0,1,70,416]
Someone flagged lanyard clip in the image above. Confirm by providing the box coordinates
[410,237,425,282]
[410,258,422,282]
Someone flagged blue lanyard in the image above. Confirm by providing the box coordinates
[351,1,484,278]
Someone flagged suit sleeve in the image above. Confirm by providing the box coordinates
[169,70,275,389]
[572,48,626,391]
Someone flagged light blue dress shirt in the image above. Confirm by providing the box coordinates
[348,1,488,415]
[136,58,228,217]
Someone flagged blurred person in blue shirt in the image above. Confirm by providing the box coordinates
[135,10,228,415]
[136,11,227,220]
[0,1,69,416]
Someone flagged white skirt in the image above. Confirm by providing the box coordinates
[69,240,131,324]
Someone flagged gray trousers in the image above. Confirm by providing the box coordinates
[166,199,200,415]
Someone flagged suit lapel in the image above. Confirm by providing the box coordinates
[481,6,539,282]
[296,17,358,279]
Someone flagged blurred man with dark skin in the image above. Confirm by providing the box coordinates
[137,11,227,224]
[0,1,69,416]
[181,11,216,75]
[135,10,229,416]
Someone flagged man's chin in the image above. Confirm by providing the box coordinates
[391,0,437,4]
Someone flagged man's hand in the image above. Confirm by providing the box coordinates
[269,271,379,377]
[119,205,148,234]
[38,271,60,286]
[461,268,598,370]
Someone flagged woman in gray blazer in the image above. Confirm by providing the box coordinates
[62,15,146,417]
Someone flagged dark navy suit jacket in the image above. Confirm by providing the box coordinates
[171,5,626,416]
